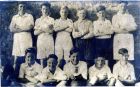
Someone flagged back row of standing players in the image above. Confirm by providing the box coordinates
[9,2,137,68]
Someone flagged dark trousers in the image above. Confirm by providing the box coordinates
[75,38,95,62]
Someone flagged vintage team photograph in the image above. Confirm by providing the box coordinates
[0,0,140,86]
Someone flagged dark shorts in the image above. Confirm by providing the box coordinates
[95,38,113,60]
[75,38,95,61]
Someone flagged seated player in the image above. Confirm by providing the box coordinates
[63,48,88,86]
[88,57,116,86]
[35,54,67,86]
[18,48,43,85]
[113,48,136,86]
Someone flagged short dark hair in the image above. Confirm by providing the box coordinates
[41,2,51,9]
[61,6,68,10]
[48,54,58,61]
[70,47,79,56]
[25,47,36,56]
[94,56,105,65]
[118,48,128,55]
[78,8,87,13]
[18,2,26,5]
[96,5,106,12]
[61,5,69,13]
[119,1,128,5]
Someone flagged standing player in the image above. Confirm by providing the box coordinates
[34,3,54,67]
[54,6,73,65]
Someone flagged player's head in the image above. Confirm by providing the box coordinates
[118,1,128,13]
[95,56,105,69]
[96,5,106,18]
[18,2,26,13]
[25,47,36,65]
[70,48,79,65]
[119,48,129,61]
[47,54,58,72]
[60,5,69,18]
[77,8,86,20]
[41,3,51,15]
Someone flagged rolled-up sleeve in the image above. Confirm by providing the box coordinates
[19,64,26,78]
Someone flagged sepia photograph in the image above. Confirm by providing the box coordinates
[0,0,140,86]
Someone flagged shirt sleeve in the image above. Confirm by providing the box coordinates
[81,20,90,36]
[73,21,78,31]
[112,15,119,32]
[22,14,34,30]
[54,19,59,31]
[81,62,87,80]
[89,67,93,80]
[50,17,55,25]
[19,64,26,78]
[25,68,32,77]
[38,68,49,82]
[126,14,137,31]
[113,64,119,79]
[93,21,99,36]
[130,65,136,81]
[9,16,16,32]
[66,19,73,32]
[106,66,113,79]
[83,21,94,38]
[89,66,97,81]
[28,14,34,27]
[34,19,40,30]
[63,64,71,78]
[88,22,94,34]
[105,20,113,34]
[35,64,43,74]
[53,68,67,81]
[72,21,79,38]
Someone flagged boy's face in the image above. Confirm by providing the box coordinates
[95,57,105,69]
[26,53,35,65]
[122,53,129,61]
[78,10,86,20]
[70,53,79,65]
[41,5,49,15]
[18,4,25,12]
[47,58,57,71]
[119,3,126,13]
[97,11,105,18]
[60,8,68,18]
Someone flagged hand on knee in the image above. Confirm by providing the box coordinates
[108,78,116,86]
[89,76,98,85]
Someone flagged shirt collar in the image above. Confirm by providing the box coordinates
[70,61,80,67]
[118,61,129,67]
[94,65,106,71]
[17,13,28,17]
[41,15,50,19]
[46,66,60,75]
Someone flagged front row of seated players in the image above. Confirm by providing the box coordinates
[19,48,66,86]
[18,47,136,86]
